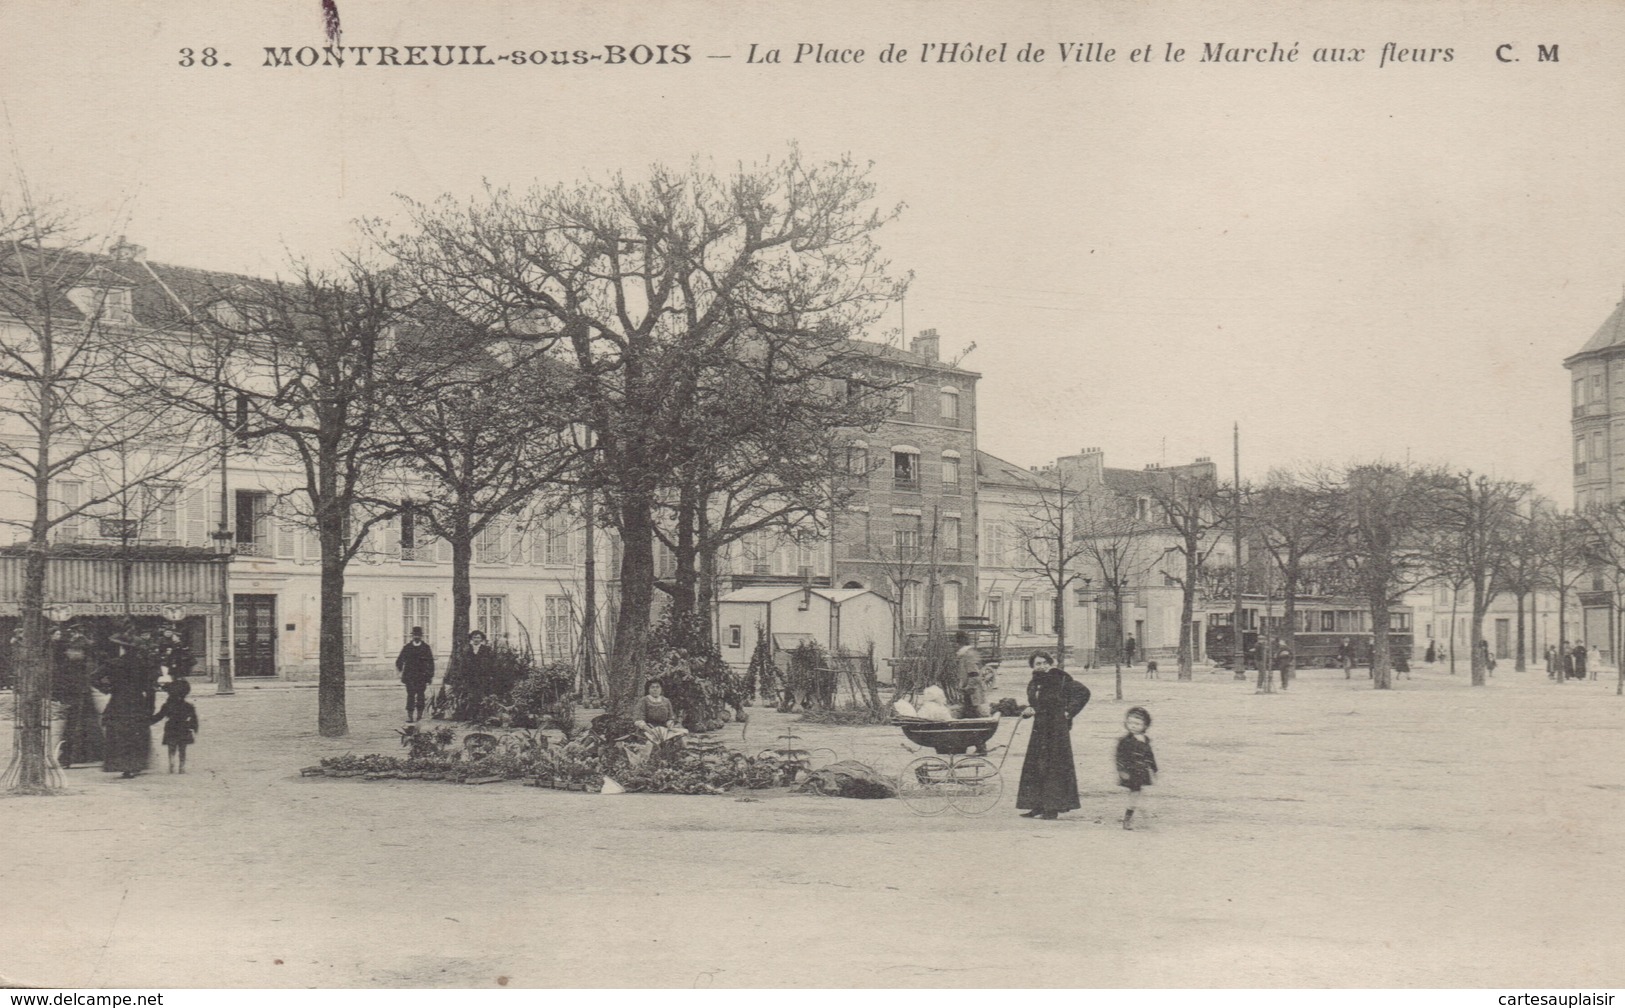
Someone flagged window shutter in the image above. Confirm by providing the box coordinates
[183,488,206,546]
[276,518,297,559]
[436,536,452,564]
[383,516,400,559]
[58,481,84,541]
[302,527,320,563]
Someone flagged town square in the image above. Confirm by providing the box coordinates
[4,0,1625,995]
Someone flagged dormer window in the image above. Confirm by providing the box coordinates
[68,284,134,325]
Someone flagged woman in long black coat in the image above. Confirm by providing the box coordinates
[1015,651,1091,820]
[55,632,105,768]
[93,634,157,778]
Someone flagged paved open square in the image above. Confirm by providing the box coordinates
[5,662,1623,988]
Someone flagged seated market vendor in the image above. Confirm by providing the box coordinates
[632,680,687,743]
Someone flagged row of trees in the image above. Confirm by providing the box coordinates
[3,150,909,793]
[1005,459,1620,695]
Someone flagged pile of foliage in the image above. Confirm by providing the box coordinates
[432,648,578,730]
[645,612,746,732]
[309,713,790,795]
[744,628,774,705]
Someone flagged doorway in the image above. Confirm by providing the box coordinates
[233,594,277,677]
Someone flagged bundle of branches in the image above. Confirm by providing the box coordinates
[744,629,775,705]
[784,641,837,712]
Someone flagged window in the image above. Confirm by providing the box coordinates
[1576,437,1588,475]
[987,595,1004,631]
[1592,431,1606,463]
[342,594,359,657]
[940,387,959,424]
[896,385,915,416]
[727,625,743,649]
[1574,376,1585,406]
[544,596,573,663]
[476,520,509,563]
[1020,596,1036,633]
[55,480,84,541]
[544,515,575,565]
[941,454,961,493]
[847,445,869,478]
[943,581,961,621]
[1389,611,1412,631]
[402,595,434,644]
[1321,611,1336,631]
[848,511,872,557]
[894,513,923,551]
[893,451,918,490]
[234,490,271,555]
[399,505,433,561]
[143,483,181,542]
[941,516,961,560]
[901,580,925,631]
[1592,374,1606,405]
[476,595,508,643]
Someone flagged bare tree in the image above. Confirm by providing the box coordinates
[376,317,579,678]
[1009,470,1086,664]
[0,203,209,794]
[1325,462,1448,690]
[1248,472,1339,680]
[382,150,905,710]
[148,257,410,736]
[1429,471,1527,686]
[1144,467,1228,679]
[1070,490,1156,701]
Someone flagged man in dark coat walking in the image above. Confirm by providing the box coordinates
[396,626,436,722]
[1015,651,1091,820]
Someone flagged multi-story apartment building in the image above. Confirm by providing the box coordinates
[974,450,1074,658]
[0,242,602,682]
[1563,288,1625,654]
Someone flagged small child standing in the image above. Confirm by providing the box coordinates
[151,678,200,774]
[1115,705,1158,830]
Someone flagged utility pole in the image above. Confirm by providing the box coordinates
[1232,423,1246,681]
[213,392,235,695]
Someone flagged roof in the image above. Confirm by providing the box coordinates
[1568,295,1625,362]
[718,586,881,604]
[840,337,981,380]
[976,450,1060,490]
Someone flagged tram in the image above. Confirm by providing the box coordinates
[1205,597,1414,669]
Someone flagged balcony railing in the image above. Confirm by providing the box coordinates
[234,541,271,558]
[400,544,435,562]
[892,476,919,491]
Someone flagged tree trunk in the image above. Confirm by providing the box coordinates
[1448,590,1460,675]
[668,485,697,626]
[317,530,348,737]
[1177,545,1197,680]
[7,544,55,794]
[1369,590,1392,690]
[1468,598,1487,687]
[1514,590,1527,672]
[447,516,474,681]
[610,494,657,712]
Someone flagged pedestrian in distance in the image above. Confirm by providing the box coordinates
[151,678,199,773]
[1571,643,1588,681]
[951,631,984,717]
[1337,637,1354,679]
[1424,639,1437,664]
[395,625,436,722]
[1123,635,1137,667]
[1116,705,1159,830]
[94,630,158,779]
[1274,641,1292,690]
[1015,651,1091,821]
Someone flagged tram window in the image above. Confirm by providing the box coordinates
[1321,611,1336,631]
[1389,612,1412,631]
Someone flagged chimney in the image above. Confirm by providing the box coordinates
[109,236,146,262]
[910,328,939,362]
[1054,446,1104,489]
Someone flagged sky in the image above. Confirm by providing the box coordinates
[2,0,1622,501]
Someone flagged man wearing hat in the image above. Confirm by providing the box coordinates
[395,626,436,722]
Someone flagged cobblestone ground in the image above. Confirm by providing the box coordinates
[4,661,1624,988]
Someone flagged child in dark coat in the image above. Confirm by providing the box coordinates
[151,678,200,774]
[1115,705,1158,830]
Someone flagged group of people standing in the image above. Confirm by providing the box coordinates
[1547,642,1596,680]
[57,625,200,778]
